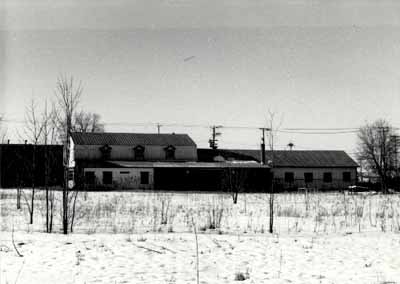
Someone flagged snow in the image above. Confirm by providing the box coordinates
[0,231,399,284]
[2,190,400,235]
[0,190,400,283]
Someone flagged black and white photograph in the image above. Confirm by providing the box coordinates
[1,0,400,283]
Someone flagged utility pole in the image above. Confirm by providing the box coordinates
[380,126,389,193]
[157,123,161,134]
[358,158,363,183]
[260,128,270,164]
[260,126,274,233]
[391,135,399,191]
[209,126,222,150]
[260,128,265,164]
[268,127,274,234]
[259,126,274,232]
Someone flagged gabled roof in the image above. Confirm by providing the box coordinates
[71,132,197,147]
[108,161,267,168]
[198,149,358,168]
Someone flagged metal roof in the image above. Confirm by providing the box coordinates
[198,149,358,168]
[107,161,268,168]
[71,132,197,147]
[196,148,258,162]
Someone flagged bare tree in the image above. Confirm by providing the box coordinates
[265,110,283,234]
[54,75,82,234]
[0,116,10,204]
[357,119,396,193]
[7,146,24,210]
[23,98,45,224]
[0,115,7,143]
[222,167,248,204]
[74,111,104,133]
[41,100,58,233]
[69,191,79,233]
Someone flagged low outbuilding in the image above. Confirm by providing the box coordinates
[70,132,270,191]
[198,149,358,191]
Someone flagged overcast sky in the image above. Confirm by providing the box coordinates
[1,0,400,157]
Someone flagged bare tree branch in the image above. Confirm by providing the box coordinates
[54,75,83,143]
[74,111,104,133]
[24,98,45,145]
[356,119,397,193]
[0,115,8,143]
[54,75,82,235]
[265,109,283,234]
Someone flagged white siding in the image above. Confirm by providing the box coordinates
[84,167,154,190]
[273,167,357,189]
[74,145,197,161]
[69,137,75,168]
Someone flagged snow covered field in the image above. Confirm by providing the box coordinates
[0,190,400,283]
[2,190,400,235]
[1,231,400,284]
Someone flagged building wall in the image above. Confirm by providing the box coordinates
[74,144,197,161]
[272,167,357,190]
[0,144,64,188]
[154,167,270,192]
[83,167,154,190]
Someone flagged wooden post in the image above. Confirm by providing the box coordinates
[260,128,266,165]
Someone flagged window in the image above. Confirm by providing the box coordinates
[134,145,145,161]
[164,145,176,160]
[99,144,112,160]
[323,172,332,183]
[85,171,95,185]
[343,172,351,182]
[304,172,313,183]
[67,169,74,181]
[284,172,294,183]
[102,171,113,185]
[140,171,149,185]
[120,171,130,174]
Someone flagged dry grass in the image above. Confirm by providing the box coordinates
[0,189,399,235]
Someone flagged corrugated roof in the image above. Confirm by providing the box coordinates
[197,149,259,162]
[71,132,197,147]
[108,161,268,168]
[198,149,358,168]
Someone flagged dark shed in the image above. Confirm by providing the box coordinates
[0,144,64,188]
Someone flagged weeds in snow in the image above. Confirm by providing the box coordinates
[1,190,399,235]
[234,268,250,281]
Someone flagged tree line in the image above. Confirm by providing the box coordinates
[2,75,104,234]
[1,79,398,235]
[357,119,400,193]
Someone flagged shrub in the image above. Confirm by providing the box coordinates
[206,197,224,229]
[277,205,301,218]
[234,269,250,281]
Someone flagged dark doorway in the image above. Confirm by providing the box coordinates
[102,171,113,185]
[85,171,95,185]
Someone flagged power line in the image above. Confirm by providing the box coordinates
[286,127,358,132]
[284,127,359,130]
[101,121,362,134]
[209,125,222,149]
[102,122,399,134]
[3,118,400,135]
[277,129,359,134]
